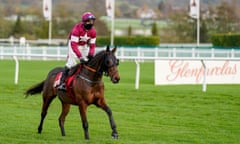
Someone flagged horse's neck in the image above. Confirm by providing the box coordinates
[79,52,104,81]
[88,53,104,74]
[69,64,81,75]
[80,64,102,82]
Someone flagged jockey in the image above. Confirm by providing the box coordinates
[58,12,97,91]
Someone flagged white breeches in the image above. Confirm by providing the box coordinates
[65,41,89,68]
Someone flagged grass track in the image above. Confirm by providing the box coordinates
[0,60,240,144]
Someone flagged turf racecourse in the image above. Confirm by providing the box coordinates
[0,60,240,144]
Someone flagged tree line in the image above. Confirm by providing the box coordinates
[0,0,239,43]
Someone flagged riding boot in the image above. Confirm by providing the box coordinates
[57,67,69,91]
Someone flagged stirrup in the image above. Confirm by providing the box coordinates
[57,83,66,91]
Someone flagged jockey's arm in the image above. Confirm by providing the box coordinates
[70,35,82,58]
[88,37,96,56]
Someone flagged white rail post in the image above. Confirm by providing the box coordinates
[0,46,3,59]
[231,49,234,58]
[173,48,176,57]
[192,48,195,57]
[26,44,31,60]
[154,47,158,58]
[57,46,60,60]
[135,59,140,90]
[13,56,19,85]
[200,59,206,92]
[120,47,124,62]
[43,46,47,60]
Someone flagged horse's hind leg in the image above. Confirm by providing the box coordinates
[58,103,70,136]
[38,94,56,134]
[96,99,118,139]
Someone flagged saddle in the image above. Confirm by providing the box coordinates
[54,64,82,96]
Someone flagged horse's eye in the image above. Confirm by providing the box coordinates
[105,59,113,67]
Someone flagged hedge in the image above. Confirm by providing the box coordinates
[211,33,240,48]
[96,36,160,47]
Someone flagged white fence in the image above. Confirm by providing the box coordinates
[1,45,240,90]
[1,45,240,61]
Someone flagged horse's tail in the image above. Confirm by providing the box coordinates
[25,80,45,98]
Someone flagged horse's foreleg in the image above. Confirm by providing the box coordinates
[59,103,70,136]
[96,100,118,139]
[78,102,89,140]
[103,105,118,139]
[38,95,56,134]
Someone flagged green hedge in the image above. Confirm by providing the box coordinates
[211,33,240,48]
[96,36,160,47]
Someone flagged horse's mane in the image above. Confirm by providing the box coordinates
[70,50,106,72]
[93,50,106,58]
[89,50,106,65]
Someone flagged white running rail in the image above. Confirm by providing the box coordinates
[1,46,240,60]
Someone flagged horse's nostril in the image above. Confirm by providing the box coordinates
[116,78,120,82]
[112,77,120,83]
[115,78,120,83]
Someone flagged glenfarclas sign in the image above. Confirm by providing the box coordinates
[155,60,240,85]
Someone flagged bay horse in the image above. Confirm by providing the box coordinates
[25,46,120,140]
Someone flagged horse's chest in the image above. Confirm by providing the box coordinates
[87,85,103,97]
[81,84,103,101]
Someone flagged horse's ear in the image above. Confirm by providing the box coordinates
[112,46,117,53]
[106,45,110,52]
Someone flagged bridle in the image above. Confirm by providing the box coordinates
[78,51,119,83]
[83,65,96,73]
[98,52,119,76]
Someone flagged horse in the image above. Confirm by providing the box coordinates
[25,46,120,140]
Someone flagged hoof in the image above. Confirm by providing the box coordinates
[38,127,42,134]
[112,133,118,139]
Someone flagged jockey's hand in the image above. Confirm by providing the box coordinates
[87,55,93,61]
[80,57,88,64]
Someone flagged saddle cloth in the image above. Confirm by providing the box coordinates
[54,65,82,96]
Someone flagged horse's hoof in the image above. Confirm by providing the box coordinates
[84,135,90,140]
[38,128,42,134]
[112,133,118,139]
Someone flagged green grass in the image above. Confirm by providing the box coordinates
[0,60,240,144]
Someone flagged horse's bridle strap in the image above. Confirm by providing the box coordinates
[83,65,96,73]
[77,74,100,84]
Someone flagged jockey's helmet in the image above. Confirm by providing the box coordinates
[82,12,96,30]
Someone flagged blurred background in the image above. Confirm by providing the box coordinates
[0,0,240,45]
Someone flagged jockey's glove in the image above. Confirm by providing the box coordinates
[87,55,93,61]
[80,57,88,64]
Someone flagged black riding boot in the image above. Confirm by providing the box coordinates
[57,67,69,91]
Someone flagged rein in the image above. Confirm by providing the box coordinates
[83,65,96,73]
[77,64,101,84]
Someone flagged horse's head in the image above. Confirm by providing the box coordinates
[103,46,120,83]
[87,45,120,84]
